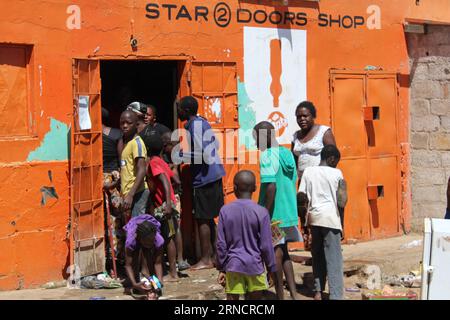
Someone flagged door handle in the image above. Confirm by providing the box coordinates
[367,185,384,200]
[363,106,380,121]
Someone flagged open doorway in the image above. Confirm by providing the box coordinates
[100,60,182,130]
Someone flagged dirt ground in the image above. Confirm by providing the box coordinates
[0,234,423,300]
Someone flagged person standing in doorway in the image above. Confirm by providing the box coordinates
[298,145,348,300]
[141,104,171,137]
[253,121,300,300]
[102,107,123,209]
[177,96,225,270]
[120,110,149,219]
[161,131,191,271]
[127,102,148,134]
[102,107,125,271]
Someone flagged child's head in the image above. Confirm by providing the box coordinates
[321,144,341,168]
[253,121,276,151]
[136,221,157,249]
[177,96,198,121]
[233,170,256,198]
[120,110,138,138]
[145,134,164,157]
[161,131,174,156]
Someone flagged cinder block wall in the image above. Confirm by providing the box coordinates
[407,25,450,230]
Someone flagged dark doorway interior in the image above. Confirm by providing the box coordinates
[100,60,180,130]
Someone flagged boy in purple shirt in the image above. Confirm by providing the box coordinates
[216,170,277,300]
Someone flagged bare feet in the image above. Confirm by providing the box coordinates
[314,292,322,301]
[163,275,180,283]
[290,292,301,300]
[190,261,215,271]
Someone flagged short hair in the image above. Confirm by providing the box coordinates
[179,96,198,116]
[101,107,109,123]
[145,133,164,156]
[121,110,138,122]
[254,121,275,132]
[148,104,157,116]
[136,221,157,240]
[296,101,317,118]
[161,131,172,145]
[321,144,341,161]
[127,102,147,116]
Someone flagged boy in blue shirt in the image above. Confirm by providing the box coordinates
[177,96,226,270]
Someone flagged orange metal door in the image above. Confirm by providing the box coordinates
[331,71,401,241]
[331,74,367,159]
[70,59,105,277]
[331,73,371,240]
[338,159,371,240]
[366,74,400,238]
[368,157,399,238]
[366,75,399,157]
[189,62,239,203]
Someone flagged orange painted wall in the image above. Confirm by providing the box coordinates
[0,0,449,289]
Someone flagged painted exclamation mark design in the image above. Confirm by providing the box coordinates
[270,39,282,108]
[268,39,287,138]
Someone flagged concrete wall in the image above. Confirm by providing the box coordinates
[408,25,450,229]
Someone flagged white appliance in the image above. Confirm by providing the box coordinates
[421,218,450,300]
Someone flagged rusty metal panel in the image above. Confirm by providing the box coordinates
[190,62,239,201]
[70,59,105,277]
[0,45,30,137]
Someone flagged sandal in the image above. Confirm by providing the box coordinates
[177,260,191,271]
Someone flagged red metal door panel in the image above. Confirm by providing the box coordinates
[331,75,367,159]
[190,62,239,202]
[368,156,400,238]
[70,59,105,277]
[366,75,399,157]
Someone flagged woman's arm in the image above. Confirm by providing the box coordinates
[323,129,337,146]
[291,131,299,170]
[125,248,148,293]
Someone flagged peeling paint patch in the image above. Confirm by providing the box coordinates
[27,118,69,162]
[40,170,59,206]
[238,78,257,150]
[40,186,59,206]
[204,96,222,124]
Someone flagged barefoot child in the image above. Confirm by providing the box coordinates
[298,145,348,300]
[177,96,225,270]
[123,215,164,299]
[253,121,301,300]
[216,170,277,300]
[145,134,180,282]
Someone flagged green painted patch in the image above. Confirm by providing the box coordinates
[27,118,69,161]
[238,78,257,150]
